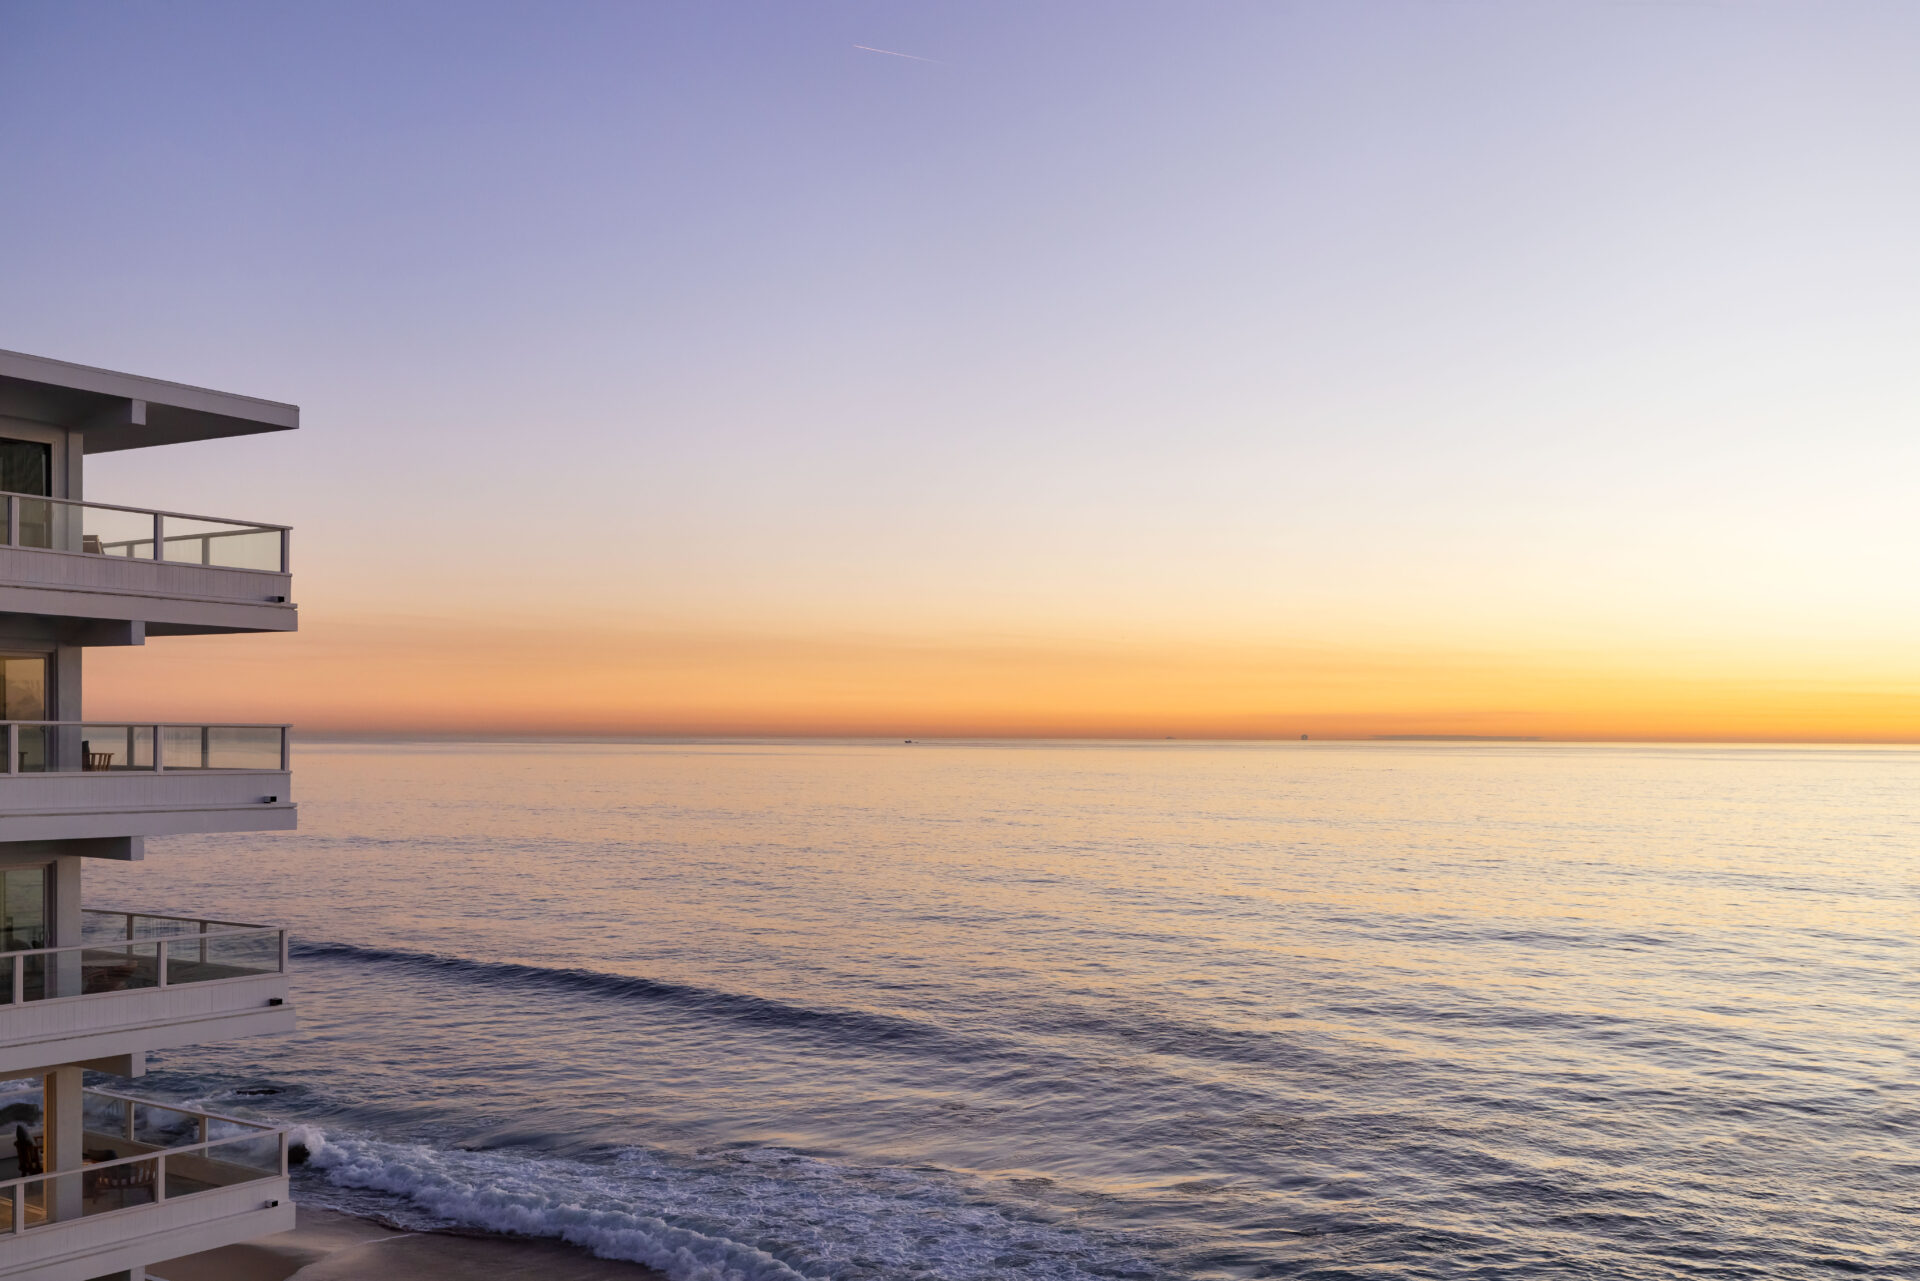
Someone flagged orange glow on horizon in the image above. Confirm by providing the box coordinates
[81,617,1920,743]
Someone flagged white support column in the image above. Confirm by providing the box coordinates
[51,858,81,1000]
[42,1066,83,1222]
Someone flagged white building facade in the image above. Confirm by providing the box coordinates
[0,350,300,1281]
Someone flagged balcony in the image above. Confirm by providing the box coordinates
[0,723,293,842]
[0,491,294,637]
[0,910,293,1077]
[0,1092,291,1281]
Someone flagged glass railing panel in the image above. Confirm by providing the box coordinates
[78,911,218,943]
[14,725,46,773]
[13,953,50,1002]
[169,930,280,984]
[77,725,156,772]
[160,726,203,770]
[82,1094,128,1138]
[164,1143,275,1199]
[208,726,281,769]
[17,1174,49,1228]
[128,1099,200,1151]
[13,497,56,552]
[201,1130,281,1177]
[79,914,118,945]
[128,914,198,939]
[90,1156,162,1210]
[159,725,280,770]
[82,504,157,560]
[76,942,161,998]
[159,516,281,571]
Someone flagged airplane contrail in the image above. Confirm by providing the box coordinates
[853,44,938,63]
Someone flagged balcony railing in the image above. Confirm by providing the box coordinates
[0,722,289,775]
[0,909,287,1006]
[0,490,289,573]
[0,1091,286,1234]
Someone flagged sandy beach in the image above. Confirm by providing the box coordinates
[149,1207,666,1281]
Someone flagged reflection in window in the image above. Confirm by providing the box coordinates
[0,656,47,720]
[1,866,48,953]
[0,439,51,497]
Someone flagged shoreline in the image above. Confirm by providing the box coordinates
[149,1205,668,1281]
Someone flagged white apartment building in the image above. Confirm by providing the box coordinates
[0,350,300,1281]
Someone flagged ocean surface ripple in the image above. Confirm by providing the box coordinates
[87,741,1920,1280]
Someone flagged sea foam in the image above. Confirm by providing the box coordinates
[288,1124,1150,1281]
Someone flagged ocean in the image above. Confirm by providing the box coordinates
[77,741,1920,1280]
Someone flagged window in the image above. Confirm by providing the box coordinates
[0,439,51,497]
[0,656,47,721]
[0,866,48,953]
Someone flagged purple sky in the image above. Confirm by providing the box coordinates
[5,2,1919,735]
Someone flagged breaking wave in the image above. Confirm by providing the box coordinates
[287,1124,1153,1281]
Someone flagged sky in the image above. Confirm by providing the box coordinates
[3,0,1919,739]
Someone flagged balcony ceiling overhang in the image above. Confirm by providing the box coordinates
[0,348,298,452]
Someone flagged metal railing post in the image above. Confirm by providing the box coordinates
[154,725,166,773]
[124,1098,135,1142]
[201,725,210,770]
[153,512,165,562]
[5,723,14,775]
[10,960,21,1005]
[5,495,15,546]
[10,1182,19,1234]
[199,919,209,966]
[280,727,290,772]
[279,929,289,974]
[156,1153,167,1202]
[157,939,169,988]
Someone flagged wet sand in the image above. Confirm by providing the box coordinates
[149,1206,666,1281]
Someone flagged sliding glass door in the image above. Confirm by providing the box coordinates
[1,656,49,772]
[0,867,48,952]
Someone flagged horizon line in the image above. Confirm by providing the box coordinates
[280,730,1920,747]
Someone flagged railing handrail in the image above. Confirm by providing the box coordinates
[81,907,266,930]
[0,925,283,962]
[0,488,291,533]
[0,720,291,730]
